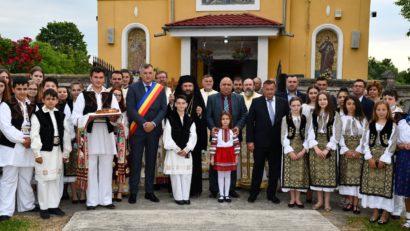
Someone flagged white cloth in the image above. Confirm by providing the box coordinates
[86,154,114,206]
[310,186,335,192]
[339,186,360,197]
[215,129,235,148]
[0,166,35,216]
[240,91,261,110]
[361,194,394,212]
[0,101,35,167]
[339,115,367,155]
[397,119,410,144]
[170,174,192,201]
[392,195,405,216]
[200,88,217,107]
[307,112,341,151]
[163,119,197,175]
[71,86,119,155]
[165,86,172,104]
[218,171,231,197]
[301,104,315,119]
[37,175,61,210]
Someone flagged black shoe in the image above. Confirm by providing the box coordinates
[0,215,10,222]
[101,204,115,209]
[40,210,50,219]
[268,195,280,204]
[229,191,240,198]
[86,206,97,210]
[128,193,137,204]
[115,198,122,202]
[26,204,40,212]
[288,203,295,208]
[183,200,191,205]
[391,215,401,220]
[224,196,232,203]
[209,191,218,198]
[145,193,160,202]
[175,200,184,205]
[79,199,86,204]
[217,196,224,203]
[248,195,257,203]
[48,208,65,216]
[296,203,305,209]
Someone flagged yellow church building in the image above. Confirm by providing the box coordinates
[97,0,371,83]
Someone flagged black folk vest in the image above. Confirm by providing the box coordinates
[82,90,114,133]
[34,109,65,152]
[0,97,36,148]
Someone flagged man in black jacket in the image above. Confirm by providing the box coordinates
[247,80,289,203]
[276,75,306,103]
[352,79,374,120]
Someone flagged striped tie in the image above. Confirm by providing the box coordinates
[223,96,229,112]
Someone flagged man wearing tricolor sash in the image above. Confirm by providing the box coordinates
[127,64,167,204]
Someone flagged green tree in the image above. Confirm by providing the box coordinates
[36,21,90,73]
[368,57,398,80]
[395,0,410,36]
[396,57,410,85]
[33,41,76,74]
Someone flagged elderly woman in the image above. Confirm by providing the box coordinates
[366,81,383,103]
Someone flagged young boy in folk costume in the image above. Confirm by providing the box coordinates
[0,77,37,221]
[281,97,309,208]
[210,112,240,203]
[163,95,197,205]
[30,89,72,219]
[338,96,367,214]
[360,101,397,224]
[307,92,341,212]
[71,67,120,210]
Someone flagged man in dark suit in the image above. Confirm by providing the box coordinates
[352,79,374,120]
[247,80,289,203]
[276,75,307,103]
[127,64,167,204]
[206,77,248,198]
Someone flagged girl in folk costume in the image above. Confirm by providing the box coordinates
[307,92,341,211]
[281,97,309,208]
[359,101,397,224]
[210,112,240,203]
[394,113,410,228]
[338,96,367,214]
[163,95,197,205]
[66,81,85,203]
[382,90,404,219]
[111,87,129,202]
[336,87,349,116]
[302,86,319,119]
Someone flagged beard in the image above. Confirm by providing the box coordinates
[183,91,193,101]
[244,89,254,97]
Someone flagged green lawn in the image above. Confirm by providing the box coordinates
[0,217,40,231]
[346,216,404,231]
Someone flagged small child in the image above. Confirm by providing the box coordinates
[30,89,72,219]
[210,112,240,203]
[163,95,197,205]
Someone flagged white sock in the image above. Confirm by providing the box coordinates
[406,212,410,220]
[224,171,231,197]
[218,171,225,196]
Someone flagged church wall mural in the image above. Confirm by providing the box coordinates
[314,29,338,79]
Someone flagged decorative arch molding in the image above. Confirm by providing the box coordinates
[310,24,343,79]
[121,23,150,69]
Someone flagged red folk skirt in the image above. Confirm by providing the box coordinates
[213,146,237,171]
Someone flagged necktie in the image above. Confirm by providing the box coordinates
[268,99,275,125]
[145,85,150,92]
[224,96,229,112]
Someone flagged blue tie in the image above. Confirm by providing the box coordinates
[223,96,229,112]
[145,85,150,92]
[268,99,275,125]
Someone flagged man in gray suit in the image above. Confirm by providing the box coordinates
[206,77,248,198]
[127,64,167,204]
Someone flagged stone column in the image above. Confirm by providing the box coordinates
[381,70,396,90]
[181,37,191,76]
[257,36,269,82]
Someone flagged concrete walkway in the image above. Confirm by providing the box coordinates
[63,209,339,231]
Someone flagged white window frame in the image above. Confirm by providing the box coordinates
[121,23,150,69]
[196,0,260,11]
[310,24,343,79]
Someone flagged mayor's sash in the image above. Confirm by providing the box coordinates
[129,82,163,136]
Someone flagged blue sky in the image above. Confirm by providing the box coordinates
[0,0,409,71]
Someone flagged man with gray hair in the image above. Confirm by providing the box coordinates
[253,77,262,94]
[241,78,261,110]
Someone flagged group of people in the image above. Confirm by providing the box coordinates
[0,66,410,228]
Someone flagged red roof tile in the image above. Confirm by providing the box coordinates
[165,13,281,28]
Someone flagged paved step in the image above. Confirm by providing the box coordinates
[63,209,339,231]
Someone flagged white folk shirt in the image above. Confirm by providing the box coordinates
[30,106,72,181]
[0,98,35,167]
[71,85,119,155]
